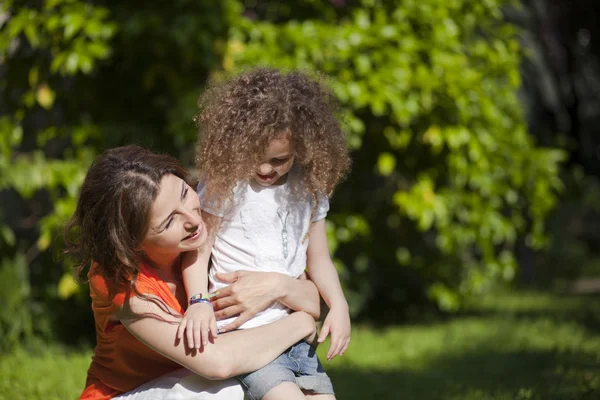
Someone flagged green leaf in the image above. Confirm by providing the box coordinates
[57,273,79,299]
[63,13,85,40]
[35,84,55,109]
[0,225,15,246]
[377,152,396,176]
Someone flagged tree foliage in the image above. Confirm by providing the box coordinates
[0,0,115,347]
[0,0,232,345]
[0,0,564,345]
[223,0,564,312]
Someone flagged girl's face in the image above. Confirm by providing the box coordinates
[254,137,295,187]
[140,174,207,261]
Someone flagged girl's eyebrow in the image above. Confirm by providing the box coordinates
[155,180,186,231]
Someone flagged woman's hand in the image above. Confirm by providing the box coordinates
[210,271,284,332]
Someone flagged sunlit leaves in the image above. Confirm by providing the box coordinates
[377,153,396,176]
[35,84,55,109]
[223,0,565,310]
[2,0,116,75]
[0,1,115,317]
[0,0,566,316]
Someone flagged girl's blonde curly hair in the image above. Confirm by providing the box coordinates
[195,67,351,207]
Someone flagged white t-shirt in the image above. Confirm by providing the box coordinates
[197,166,329,330]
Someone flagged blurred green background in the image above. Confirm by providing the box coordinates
[1,0,600,398]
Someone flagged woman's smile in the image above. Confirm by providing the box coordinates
[182,227,202,242]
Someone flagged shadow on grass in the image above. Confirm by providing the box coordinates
[328,348,600,400]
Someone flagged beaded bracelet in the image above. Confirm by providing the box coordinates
[190,297,212,307]
[189,292,217,307]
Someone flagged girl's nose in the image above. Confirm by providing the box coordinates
[257,163,273,175]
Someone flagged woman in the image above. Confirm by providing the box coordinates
[65,145,321,400]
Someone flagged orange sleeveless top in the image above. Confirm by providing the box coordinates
[79,263,185,400]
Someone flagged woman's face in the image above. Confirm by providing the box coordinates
[140,174,207,261]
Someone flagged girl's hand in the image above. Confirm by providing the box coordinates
[176,303,218,350]
[317,305,351,360]
[210,271,283,332]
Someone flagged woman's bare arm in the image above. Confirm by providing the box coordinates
[120,294,315,380]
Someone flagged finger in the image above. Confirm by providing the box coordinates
[186,320,195,349]
[193,320,202,349]
[201,322,209,348]
[327,334,340,360]
[211,296,237,312]
[210,317,219,341]
[331,333,347,359]
[340,337,351,356]
[214,304,244,320]
[330,334,345,360]
[326,335,335,360]
[209,286,231,302]
[177,318,187,340]
[220,311,252,333]
[317,322,330,343]
[214,271,240,283]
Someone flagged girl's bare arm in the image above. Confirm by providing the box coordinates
[181,211,222,298]
[179,211,222,348]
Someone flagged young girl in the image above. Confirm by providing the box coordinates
[178,68,352,400]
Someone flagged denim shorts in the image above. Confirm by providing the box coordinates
[238,341,334,400]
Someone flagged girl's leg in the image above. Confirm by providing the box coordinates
[305,394,335,400]
[263,382,306,400]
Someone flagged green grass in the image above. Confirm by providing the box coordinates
[0,345,91,400]
[2,291,600,399]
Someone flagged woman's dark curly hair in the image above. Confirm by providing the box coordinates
[195,68,351,207]
[64,145,187,294]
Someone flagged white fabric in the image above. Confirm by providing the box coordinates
[114,368,246,400]
[197,165,329,330]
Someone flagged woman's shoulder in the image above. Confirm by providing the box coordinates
[88,263,129,308]
[89,263,114,296]
[88,262,154,306]
[88,261,183,319]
